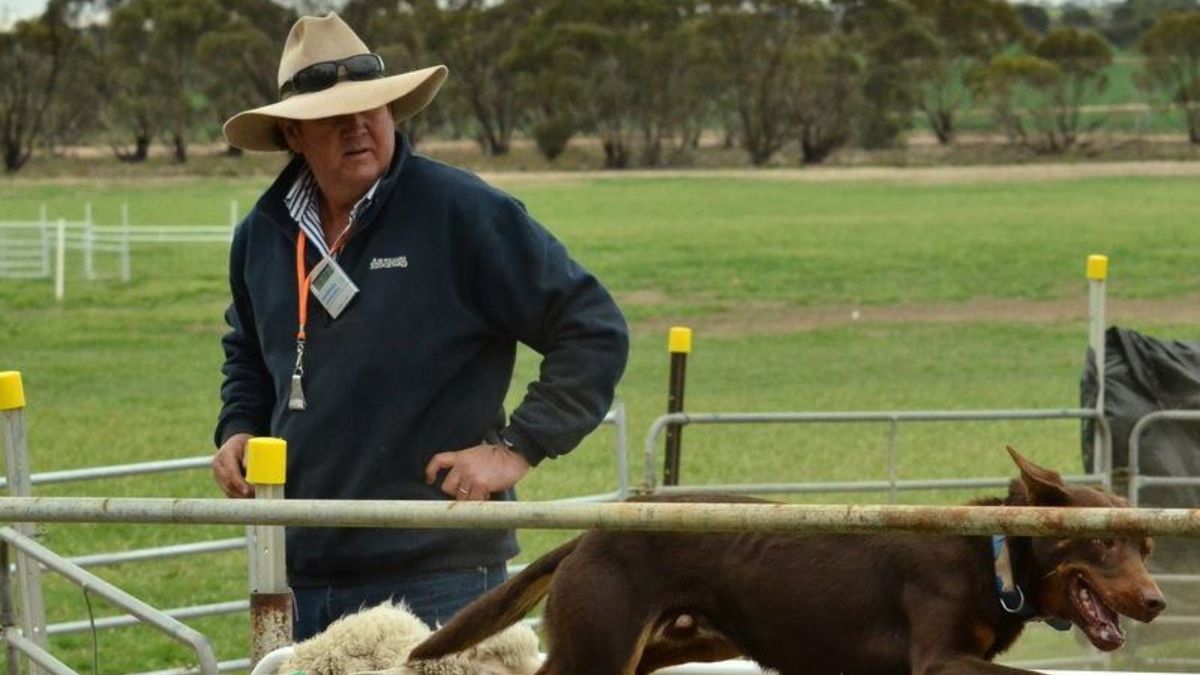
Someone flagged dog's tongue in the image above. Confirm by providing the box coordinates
[1075,584,1125,651]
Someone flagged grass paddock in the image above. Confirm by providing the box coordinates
[2,168,1199,671]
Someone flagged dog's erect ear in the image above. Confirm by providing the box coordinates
[1007,446,1070,506]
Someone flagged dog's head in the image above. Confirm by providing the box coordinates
[1005,446,1166,651]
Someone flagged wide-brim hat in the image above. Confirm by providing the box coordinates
[223,12,448,152]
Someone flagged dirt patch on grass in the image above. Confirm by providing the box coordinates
[483,161,1200,189]
[631,294,1200,338]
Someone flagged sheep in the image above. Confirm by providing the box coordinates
[273,601,541,675]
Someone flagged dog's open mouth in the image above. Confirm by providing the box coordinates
[1069,574,1125,651]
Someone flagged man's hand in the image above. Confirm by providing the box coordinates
[212,432,254,498]
[425,443,531,501]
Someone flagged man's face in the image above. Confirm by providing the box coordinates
[281,106,396,196]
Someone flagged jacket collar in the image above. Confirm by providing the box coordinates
[255,131,411,239]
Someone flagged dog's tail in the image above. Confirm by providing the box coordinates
[409,536,579,661]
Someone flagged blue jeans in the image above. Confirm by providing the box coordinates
[291,563,507,641]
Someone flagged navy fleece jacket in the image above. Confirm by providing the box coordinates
[215,134,629,585]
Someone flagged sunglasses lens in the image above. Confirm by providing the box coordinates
[291,62,339,94]
[284,54,384,96]
[343,54,384,81]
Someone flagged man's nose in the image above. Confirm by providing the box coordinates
[334,112,370,128]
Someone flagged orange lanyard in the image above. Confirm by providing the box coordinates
[294,228,351,340]
[295,234,311,341]
[289,227,348,412]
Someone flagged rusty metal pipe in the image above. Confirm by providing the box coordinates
[0,497,1195,538]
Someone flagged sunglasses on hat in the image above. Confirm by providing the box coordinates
[280,53,385,97]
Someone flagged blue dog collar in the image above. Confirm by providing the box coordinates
[992,535,1071,631]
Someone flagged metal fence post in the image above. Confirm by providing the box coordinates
[663,327,692,487]
[1087,255,1110,489]
[53,220,66,303]
[1,534,18,675]
[38,204,50,279]
[246,437,291,667]
[120,203,132,283]
[0,372,48,672]
[84,202,95,281]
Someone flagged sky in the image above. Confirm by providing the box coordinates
[0,0,47,26]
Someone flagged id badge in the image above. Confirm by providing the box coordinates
[310,256,359,319]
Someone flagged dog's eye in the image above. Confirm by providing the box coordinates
[1094,538,1117,550]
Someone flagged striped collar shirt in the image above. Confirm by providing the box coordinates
[284,165,381,257]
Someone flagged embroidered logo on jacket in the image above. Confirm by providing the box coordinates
[369,256,408,270]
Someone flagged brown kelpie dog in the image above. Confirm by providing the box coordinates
[410,448,1166,675]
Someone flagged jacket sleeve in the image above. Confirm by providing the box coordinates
[473,197,629,466]
[213,222,274,447]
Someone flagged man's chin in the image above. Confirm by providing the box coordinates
[339,159,384,182]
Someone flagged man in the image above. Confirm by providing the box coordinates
[211,13,628,640]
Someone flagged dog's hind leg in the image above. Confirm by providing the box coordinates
[539,569,658,675]
[539,617,655,675]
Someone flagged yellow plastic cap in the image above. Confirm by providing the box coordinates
[1086,255,1108,281]
[0,372,26,411]
[246,437,287,485]
[668,327,692,354]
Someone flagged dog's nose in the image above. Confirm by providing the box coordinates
[1141,589,1166,618]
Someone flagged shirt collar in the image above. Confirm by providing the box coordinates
[284,166,382,256]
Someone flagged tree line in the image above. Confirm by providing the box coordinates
[5,0,1200,173]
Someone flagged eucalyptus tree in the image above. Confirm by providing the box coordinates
[1106,0,1198,49]
[1014,3,1051,35]
[196,0,296,155]
[0,0,89,171]
[699,0,833,166]
[423,0,539,156]
[504,2,594,161]
[830,0,921,149]
[1138,11,1200,143]
[904,0,1025,145]
[1033,26,1113,149]
[973,27,1113,151]
[792,36,861,164]
[105,0,224,162]
[507,0,704,167]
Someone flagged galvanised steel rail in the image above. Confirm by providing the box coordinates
[0,456,211,490]
[0,527,219,674]
[1127,409,1200,508]
[48,601,249,636]
[0,498,1195,538]
[67,538,245,568]
[641,409,1112,493]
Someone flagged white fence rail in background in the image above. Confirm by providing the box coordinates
[0,202,238,296]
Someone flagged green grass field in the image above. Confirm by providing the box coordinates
[2,170,1199,672]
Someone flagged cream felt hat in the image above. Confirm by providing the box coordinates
[222,12,448,152]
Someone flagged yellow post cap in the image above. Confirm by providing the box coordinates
[668,326,692,354]
[0,372,26,411]
[1086,255,1108,281]
[246,437,287,485]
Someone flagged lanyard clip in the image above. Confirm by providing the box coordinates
[288,339,307,411]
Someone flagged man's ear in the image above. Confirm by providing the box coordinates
[1007,446,1070,506]
[278,120,302,154]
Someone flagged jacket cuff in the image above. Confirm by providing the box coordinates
[500,426,547,467]
[214,416,266,448]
